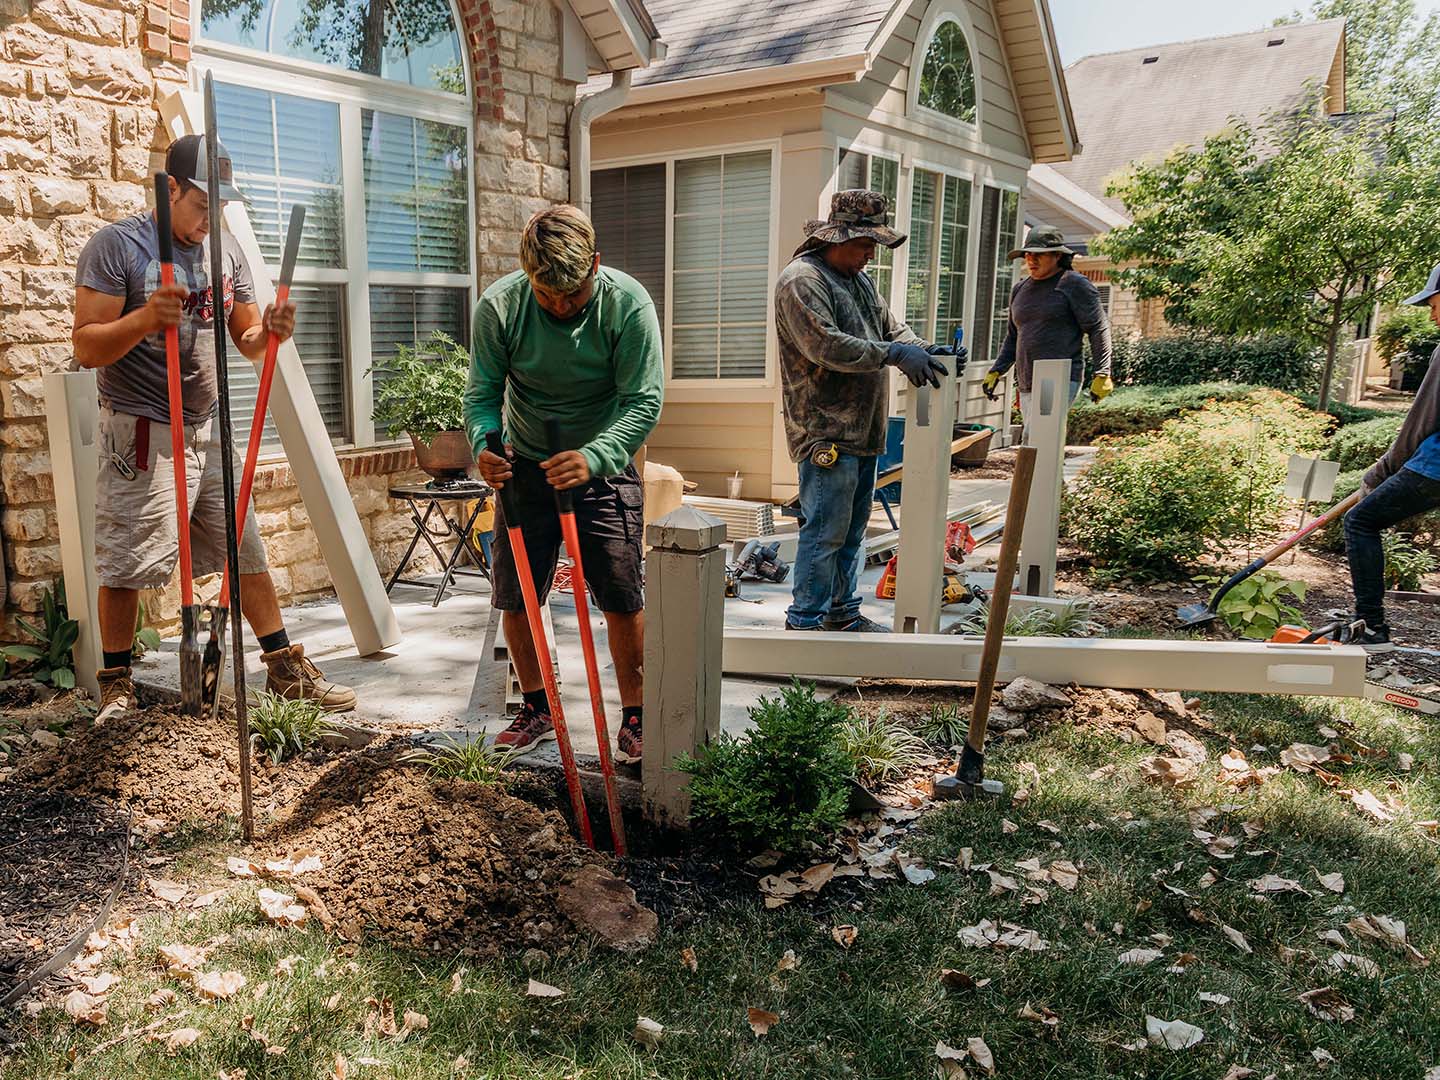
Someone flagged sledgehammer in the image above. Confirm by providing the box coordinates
[935,445,1036,801]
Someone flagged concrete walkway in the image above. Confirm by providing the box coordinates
[136,452,1092,765]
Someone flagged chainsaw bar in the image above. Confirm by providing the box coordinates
[1364,649,1440,716]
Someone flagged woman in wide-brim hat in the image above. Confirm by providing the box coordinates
[979,225,1114,442]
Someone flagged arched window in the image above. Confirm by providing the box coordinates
[197,0,474,448]
[917,20,977,125]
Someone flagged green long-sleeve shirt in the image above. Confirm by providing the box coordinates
[463,267,664,477]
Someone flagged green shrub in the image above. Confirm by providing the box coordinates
[954,601,1098,638]
[1062,391,1329,580]
[1376,307,1440,388]
[1383,534,1438,591]
[247,691,335,765]
[1,583,79,690]
[919,703,967,747]
[417,733,511,785]
[1106,332,1321,392]
[1327,416,1404,472]
[1214,570,1307,639]
[837,710,927,787]
[677,681,855,854]
[1067,383,1260,444]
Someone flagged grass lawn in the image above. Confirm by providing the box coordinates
[5,690,1440,1079]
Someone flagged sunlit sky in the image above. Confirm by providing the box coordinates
[1050,0,1440,65]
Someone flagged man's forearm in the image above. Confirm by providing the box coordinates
[73,308,156,368]
[236,324,267,362]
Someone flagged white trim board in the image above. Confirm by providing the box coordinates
[722,631,1368,698]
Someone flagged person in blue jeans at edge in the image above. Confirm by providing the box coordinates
[774,189,967,632]
[1344,262,1440,651]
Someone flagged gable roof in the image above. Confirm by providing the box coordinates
[594,0,1077,163]
[1050,18,1346,210]
[565,0,666,72]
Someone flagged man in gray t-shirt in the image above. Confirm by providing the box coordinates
[72,133,355,722]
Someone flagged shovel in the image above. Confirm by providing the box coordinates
[200,202,306,722]
[204,72,255,841]
[1177,489,1363,628]
[154,170,207,716]
[545,419,626,855]
[486,430,594,848]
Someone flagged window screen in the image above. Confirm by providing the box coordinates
[671,151,771,379]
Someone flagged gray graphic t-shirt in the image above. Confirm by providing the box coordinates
[75,212,256,425]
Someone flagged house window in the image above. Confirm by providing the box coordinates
[594,150,773,382]
[971,186,1020,363]
[918,20,977,125]
[905,170,973,347]
[1095,284,1112,315]
[200,0,472,449]
[836,148,900,304]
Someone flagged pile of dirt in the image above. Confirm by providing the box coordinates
[11,705,324,827]
[262,751,602,955]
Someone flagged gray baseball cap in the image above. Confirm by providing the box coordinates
[165,134,248,203]
[1403,262,1440,306]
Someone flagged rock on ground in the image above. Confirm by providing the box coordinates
[1001,677,1072,712]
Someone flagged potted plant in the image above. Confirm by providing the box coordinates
[371,330,473,482]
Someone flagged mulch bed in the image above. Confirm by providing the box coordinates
[0,786,129,1003]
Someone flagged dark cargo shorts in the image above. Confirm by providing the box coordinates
[490,456,644,614]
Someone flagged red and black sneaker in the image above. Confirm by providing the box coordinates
[616,715,643,763]
[493,703,557,753]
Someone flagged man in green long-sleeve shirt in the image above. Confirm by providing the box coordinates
[464,205,663,761]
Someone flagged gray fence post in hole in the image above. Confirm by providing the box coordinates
[642,506,728,827]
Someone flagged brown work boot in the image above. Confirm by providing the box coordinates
[260,644,356,713]
[95,666,134,725]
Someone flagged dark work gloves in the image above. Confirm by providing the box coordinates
[887,341,948,389]
[924,342,969,377]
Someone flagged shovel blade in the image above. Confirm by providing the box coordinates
[1176,602,1217,628]
[180,605,204,715]
[200,605,229,723]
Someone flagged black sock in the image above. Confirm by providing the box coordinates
[622,705,642,728]
[257,629,290,654]
[523,688,550,714]
[102,649,132,671]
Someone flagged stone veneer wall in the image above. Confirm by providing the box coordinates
[0,0,576,642]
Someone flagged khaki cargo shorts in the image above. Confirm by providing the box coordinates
[95,407,268,589]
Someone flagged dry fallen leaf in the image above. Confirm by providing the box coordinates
[160,1027,201,1054]
[1146,1014,1205,1050]
[226,857,260,877]
[968,1036,995,1075]
[774,949,799,973]
[747,1006,779,1038]
[1140,754,1199,786]
[79,972,121,996]
[1300,987,1355,1023]
[1346,913,1428,964]
[193,970,246,1001]
[1280,743,1332,768]
[1221,1067,1257,1080]
[330,1051,348,1080]
[1017,1001,1060,1030]
[527,979,565,999]
[896,853,936,885]
[633,1016,664,1051]
[146,988,177,1009]
[1397,752,1415,772]
[257,888,308,927]
[63,989,107,1026]
[1198,992,1231,1006]
[831,925,858,949]
[397,1009,429,1041]
[1047,860,1080,892]
[1328,952,1381,979]
[1001,819,1018,835]
[274,955,303,978]
[1348,788,1398,823]
[959,919,999,949]
[939,969,990,992]
[1118,948,1163,967]
[1249,874,1309,896]
[934,1040,969,1078]
[1314,870,1346,894]
[1220,925,1253,954]
[146,878,189,904]
[987,870,1020,896]
[1313,1047,1336,1066]
[158,943,209,975]
[681,947,698,973]
[264,851,323,877]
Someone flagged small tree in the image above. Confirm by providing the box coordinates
[1100,109,1440,410]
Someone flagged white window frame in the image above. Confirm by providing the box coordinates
[193,2,477,451]
[593,139,782,390]
[907,6,984,137]
[835,140,904,314]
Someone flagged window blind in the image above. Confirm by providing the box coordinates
[369,284,469,366]
[671,151,771,380]
[361,109,469,274]
[934,176,972,350]
[905,170,939,339]
[592,164,667,325]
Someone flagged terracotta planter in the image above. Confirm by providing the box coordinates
[409,430,473,482]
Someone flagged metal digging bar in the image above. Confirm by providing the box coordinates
[203,72,254,842]
[1177,489,1363,628]
[546,418,626,855]
[202,203,306,724]
[936,444,1037,801]
[485,430,594,848]
[154,171,205,716]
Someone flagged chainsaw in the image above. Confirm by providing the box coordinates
[1271,619,1440,716]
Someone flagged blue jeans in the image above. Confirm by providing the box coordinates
[787,453,878,629]
[1344,466,1440,628]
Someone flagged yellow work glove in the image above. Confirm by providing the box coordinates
[981,370,1001,401]
[1089,375,1114,403]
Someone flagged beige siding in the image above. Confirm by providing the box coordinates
[833,0,1030,159]
[647,401,775,498]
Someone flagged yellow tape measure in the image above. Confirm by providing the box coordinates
[810,443,840,468]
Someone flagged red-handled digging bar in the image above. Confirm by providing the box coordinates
[200,203,306,722]
[486,430,594,848]
[155,171,206,717]
[545,419,626,855]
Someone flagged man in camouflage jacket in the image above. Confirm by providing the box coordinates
[774,189,967,632]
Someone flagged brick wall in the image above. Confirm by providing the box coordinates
[0,0,578,646]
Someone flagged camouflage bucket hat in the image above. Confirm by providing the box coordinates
[1008,226,1074,260]
[794,189,906,258]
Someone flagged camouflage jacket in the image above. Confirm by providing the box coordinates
[775,254,923,462]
